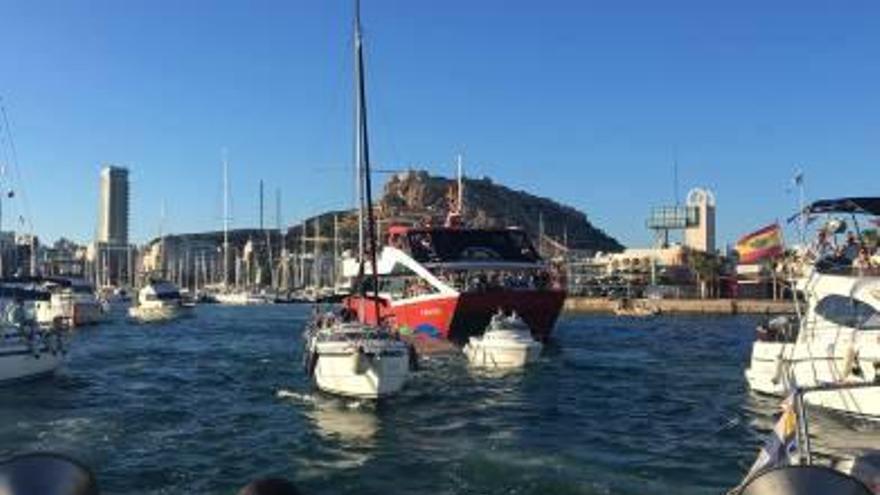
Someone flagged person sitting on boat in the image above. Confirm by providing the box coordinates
[4,297,27,328]
[853,246,876,275]
[811,230,835,259]
[841,231,861,261]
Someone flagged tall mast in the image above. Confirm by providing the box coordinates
[457,153,464,216]
[222,149,230,290]
[354,0,364,262]
[354,0,381,319]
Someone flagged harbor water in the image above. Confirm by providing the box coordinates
[0,305,875,494]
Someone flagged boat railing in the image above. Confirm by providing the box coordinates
[790,382,879,465]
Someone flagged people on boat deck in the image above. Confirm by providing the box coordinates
[808,224,879,272]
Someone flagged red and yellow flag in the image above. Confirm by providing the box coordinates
[736,223,783,264]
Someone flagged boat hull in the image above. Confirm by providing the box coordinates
[346,289,565,344]
[128,305,184,323]
[464,339,542,368]
[0,341,64,384]
[746,341,880,421]
[311,345,410,399]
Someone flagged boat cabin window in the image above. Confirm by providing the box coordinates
[354,263,438,300]
[146,291,180,301]
[815,295,880,330]
[406,229,540,264]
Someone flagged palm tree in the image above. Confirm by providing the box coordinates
[687,249,723,299]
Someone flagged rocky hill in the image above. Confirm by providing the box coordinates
[286,170,622,254]
[378,170,622,252]
[153,170,623,255]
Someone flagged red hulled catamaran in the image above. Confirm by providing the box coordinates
[342,217,566,345]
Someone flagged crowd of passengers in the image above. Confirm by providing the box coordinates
[437,269,562,293]
[808,225,879,274]
[392,269,563,299]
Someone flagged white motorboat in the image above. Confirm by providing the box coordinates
[303,315,412,399]
[464,311,542,368]
[34,278,103,328]
[745,197,880,421]
[128,280,190,323]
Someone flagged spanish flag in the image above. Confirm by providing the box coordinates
[736,223,783,264]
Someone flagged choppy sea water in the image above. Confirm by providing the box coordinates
[0,305,875,494]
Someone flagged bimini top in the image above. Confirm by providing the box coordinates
[788,197,880,223]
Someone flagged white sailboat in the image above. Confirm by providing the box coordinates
[214,153,271,306]
[745,197,880,421]
[0,289,66,384]
[302,0,411,399]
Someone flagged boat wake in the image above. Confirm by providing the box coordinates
[275,389,316,405]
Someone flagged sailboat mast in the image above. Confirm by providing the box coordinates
[354,1,365,264]
[457,153,464,216]
[222,150,230,289]
[354,0,381,319]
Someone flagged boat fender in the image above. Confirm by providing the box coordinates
[408,343,419,371]
[353,347,369,375]
[771,357,785,385]
[305,351,318,378]
[841,346,857,377]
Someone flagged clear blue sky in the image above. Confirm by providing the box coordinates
[1,0,878,248]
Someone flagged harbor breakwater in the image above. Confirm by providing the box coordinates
[564,297,794,315]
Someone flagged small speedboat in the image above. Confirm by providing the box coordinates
[464,311,542,368]
[128,280,190,323]
[303,311,412,399]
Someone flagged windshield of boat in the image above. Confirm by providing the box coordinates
[815,294,880,330]
[405,229,540,264]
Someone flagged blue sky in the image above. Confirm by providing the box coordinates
[0,0,878,248]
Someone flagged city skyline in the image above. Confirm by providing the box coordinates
[1,0,878,247]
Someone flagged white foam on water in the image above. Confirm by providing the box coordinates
[275,389,316,405]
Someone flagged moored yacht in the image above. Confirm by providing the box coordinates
[34,278,103,328]
[745,197,880,421]
[464,310,542,368]
[128,280,190,323]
